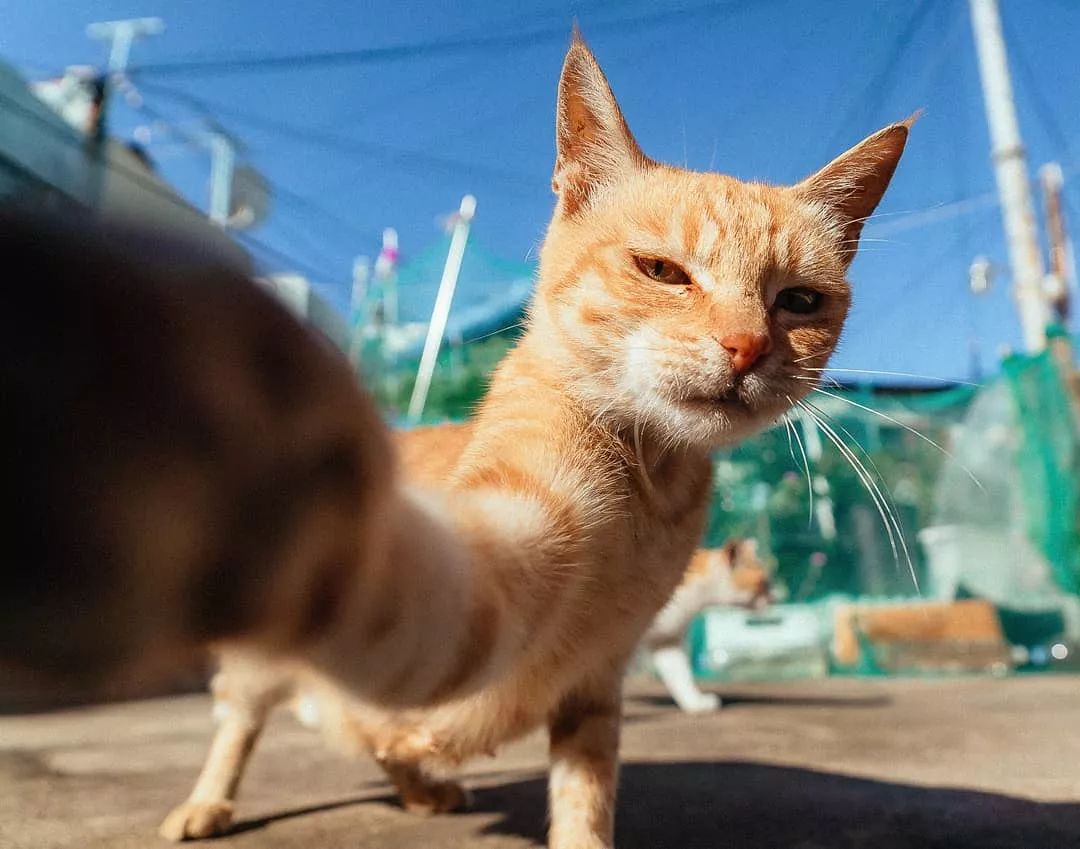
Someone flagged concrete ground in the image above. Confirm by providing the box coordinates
[3,675,1080,849]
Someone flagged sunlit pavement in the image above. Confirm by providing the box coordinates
[3,676,1080,848]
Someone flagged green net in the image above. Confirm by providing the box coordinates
[701,384,977,602]
[364,314,1080,676]
[1001,334,1080,595]
[387,342,1079,607]
[362,264,1080,650]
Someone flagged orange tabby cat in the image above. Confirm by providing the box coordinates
[162,33,910,848]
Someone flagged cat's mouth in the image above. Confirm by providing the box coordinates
[682,392,737,409]
[680,383,746,410]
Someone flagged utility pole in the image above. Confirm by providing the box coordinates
[407,194,477,423]
[968,0,1050,352]
[85,18,163,135]
[87,18,165,74]
[1039,162,1075,327]
[84,18,163,209]
[1038,162,1080,415]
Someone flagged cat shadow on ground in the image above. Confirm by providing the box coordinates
[227,761,1080,848]
[226,781,395,836]
[627,691,893,712]
[469,762,1080,849]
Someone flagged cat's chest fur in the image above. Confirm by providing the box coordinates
[300,417,713,766]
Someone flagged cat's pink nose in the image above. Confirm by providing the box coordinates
[721,332,771,374]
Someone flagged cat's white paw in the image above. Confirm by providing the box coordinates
[680,692,721,714]
[158,800,234,841]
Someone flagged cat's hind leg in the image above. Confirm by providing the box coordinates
[314,701,470,817]
[159,662,291,841]
[650,645,720,713]
[378,758,471,815]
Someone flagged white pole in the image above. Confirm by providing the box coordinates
[348,255,371,370]
[407,194,477,422]
[375,228,400,404]
[87,18,164,74]
[968,0,1049,352]
[208,132,236,226]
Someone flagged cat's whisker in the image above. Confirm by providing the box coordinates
[802,399,920,592]
[794,349,833,364]
[854,200,974,230]
[632,415,659,503]
[467,321,528,344]
[793,371,843,390]
[848,206,939,227]
[784,404,815,530]
[797,400,919,593]
[798,367,980,387]
[524,240,542,263]
[808,386,985,492]
[782,414,797,463]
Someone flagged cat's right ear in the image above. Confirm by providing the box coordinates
[553,30,648,216]
[796,116,915,265]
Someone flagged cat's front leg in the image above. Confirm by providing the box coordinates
[547,672,623,849]
[158,709,261,841]
[159,662,288,841]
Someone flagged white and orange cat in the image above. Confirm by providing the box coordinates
[642,540,772,713]
[160,33,911,849]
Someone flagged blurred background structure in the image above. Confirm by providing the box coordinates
[2,0,1078,686]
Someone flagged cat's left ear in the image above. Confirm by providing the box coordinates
[796,115,916,265]
[553,30,649,217]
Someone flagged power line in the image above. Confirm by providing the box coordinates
[126,1,777,78]
[818,0,936,162]
[135,79,540,191]
[235,229,343,288]
[131,97,380,252]
[1,83,352,290]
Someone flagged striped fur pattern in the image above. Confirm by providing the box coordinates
[161,33,910,847]
[642,540,771,713]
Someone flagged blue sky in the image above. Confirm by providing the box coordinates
[4,0,1080,381]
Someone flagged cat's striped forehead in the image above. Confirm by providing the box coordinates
[615,170,843,292]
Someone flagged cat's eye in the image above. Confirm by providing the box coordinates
[775,287,823,315]
[633,255,692,287]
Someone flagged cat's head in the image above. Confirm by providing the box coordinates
[533,34,911,448]
[689,539,774,610]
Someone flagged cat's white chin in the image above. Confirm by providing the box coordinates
[647,395,776,450]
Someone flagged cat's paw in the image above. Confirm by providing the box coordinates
[680,692,721,714]
[158,801,235,841]
[401,779,472,816]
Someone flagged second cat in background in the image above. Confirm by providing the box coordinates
[642,540,773,713]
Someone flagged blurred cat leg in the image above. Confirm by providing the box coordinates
[159,662,291,841]
[651,645,720,713]
[378,759,471,816]
[547,671,624,849]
